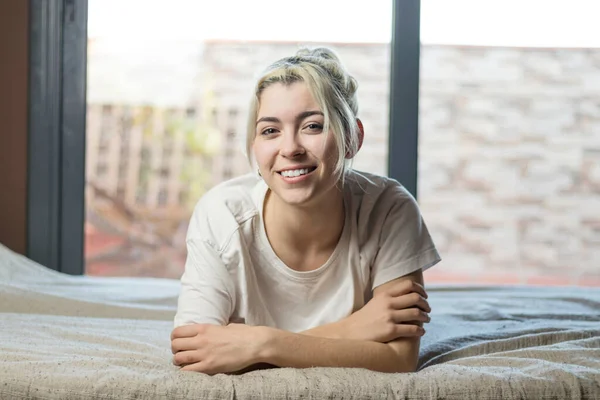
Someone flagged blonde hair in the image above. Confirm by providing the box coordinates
[246,47,360,181]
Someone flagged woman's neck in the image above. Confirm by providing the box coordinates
[263,186,345,255]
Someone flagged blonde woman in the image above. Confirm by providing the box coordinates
[171,48,441,375]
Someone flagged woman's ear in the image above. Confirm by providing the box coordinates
[356,119,365,152]
[346,119,365,159]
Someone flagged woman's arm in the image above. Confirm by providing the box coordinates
[172,270,428,374]
[174,237,236,328]
[260,328,416,373]
[261,270,426,373]
[300,270,430,342]
[173,323,417,374]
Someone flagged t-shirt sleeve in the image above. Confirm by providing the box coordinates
[173,230,236,328]
[370,187,441,290]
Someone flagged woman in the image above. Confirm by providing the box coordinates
[171,47,441,375]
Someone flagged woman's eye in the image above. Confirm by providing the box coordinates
[305,123,323,132]
[261,128,277,136]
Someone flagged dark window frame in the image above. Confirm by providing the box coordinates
[27,0,88,274]
[26,0,420,275]
[388,0,420,197]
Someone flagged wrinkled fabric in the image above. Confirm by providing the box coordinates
[1,244,599,399]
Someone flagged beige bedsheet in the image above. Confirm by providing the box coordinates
[0,244,599,399]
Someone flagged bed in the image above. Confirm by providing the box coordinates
[1,243,599,399]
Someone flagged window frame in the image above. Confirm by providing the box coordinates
[388,0,421,198]
[26,0,420,275]
[27,0,88,274]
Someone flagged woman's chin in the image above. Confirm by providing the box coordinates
[270,188,316,208]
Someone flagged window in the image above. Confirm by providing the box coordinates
[119,142,129,156]
[98,141,109,155]
[136,191,147,205]
[118,160,127,177]
[185,107,196,118]
[157,188,168,206]
[85,0,394,278]
[178,190,188,205]
[28,1,599,289]
[96,163,108,176]
[419,0,600,286]
[159,167,170,179]
[162,142,173,159]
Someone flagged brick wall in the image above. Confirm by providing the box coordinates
[418,46,600,282]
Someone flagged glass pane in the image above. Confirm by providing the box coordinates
[419,0,600,286]
[85,0,393,277]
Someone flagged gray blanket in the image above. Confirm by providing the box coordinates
[0,244,599,399]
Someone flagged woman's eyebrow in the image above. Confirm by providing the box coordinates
[296,110,324,120]
[256,110,323,124]
[256,116,280,124]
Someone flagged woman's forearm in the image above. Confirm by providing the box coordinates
[300,320,347,339]
[258,328,415,373]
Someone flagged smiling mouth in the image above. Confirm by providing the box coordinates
[277,167,317,178]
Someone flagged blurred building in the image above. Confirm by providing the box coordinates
[85,39,600,283]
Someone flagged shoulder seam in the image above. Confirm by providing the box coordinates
[187,209,258,256]
[218,210,257,255]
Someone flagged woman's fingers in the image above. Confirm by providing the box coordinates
[387,280,428,299]
[390,292,431,313]
[171,337,201,354]
[391,323,426,338]
[173,350,203,366]
[391,308,431,325]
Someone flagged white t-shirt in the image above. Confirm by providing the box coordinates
[174,170,441,332]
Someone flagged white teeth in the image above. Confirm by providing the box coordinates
[281,168,310,178]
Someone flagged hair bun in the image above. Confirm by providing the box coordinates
[295,47,357,98]
[295,47,340,62]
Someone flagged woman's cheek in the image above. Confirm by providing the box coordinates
[253,141,277,169]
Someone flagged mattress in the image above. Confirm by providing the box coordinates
[0,244,599,399]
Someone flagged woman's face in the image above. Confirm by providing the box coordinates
[252,81,340,207]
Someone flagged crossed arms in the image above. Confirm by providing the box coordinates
[170,269,431,375]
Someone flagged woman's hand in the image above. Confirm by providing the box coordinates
[341,280,431,343]
[171,323,269,375]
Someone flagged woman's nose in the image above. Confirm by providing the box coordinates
[279,131,305,158]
